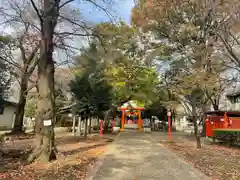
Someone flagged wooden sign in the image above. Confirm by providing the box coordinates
[43,120,52,126]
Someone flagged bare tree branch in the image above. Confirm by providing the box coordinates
[86,0,116,22]
[216,31,240,66]
[25,78,37,92]
[26,43,40,65]
[30,0,43,25]
[59,0,75,9]
[55,31,90,37]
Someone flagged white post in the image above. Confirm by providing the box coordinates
[77,116,81,135]
[72,115,76,135]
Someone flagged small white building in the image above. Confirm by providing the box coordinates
[174,104,189,131]
[174,103,203,133]
[0,100,17,130]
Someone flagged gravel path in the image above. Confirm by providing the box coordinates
[88,131,210,180]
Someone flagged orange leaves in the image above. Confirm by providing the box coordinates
[132,0,181,26]
[1,134,112,180]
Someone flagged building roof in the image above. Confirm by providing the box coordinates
[120,100,145,110]
[4,96,18,105]
[3,99,18,106]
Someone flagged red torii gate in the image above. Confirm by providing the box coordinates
[120,107,145,132]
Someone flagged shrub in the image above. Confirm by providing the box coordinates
[92,125,100,131]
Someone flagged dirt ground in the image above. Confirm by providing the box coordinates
[153,132,240,180]
[0,133,115,180]
[1,132,239,180]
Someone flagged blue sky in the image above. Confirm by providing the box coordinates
[76,0,135,24]
[0,0,136,67]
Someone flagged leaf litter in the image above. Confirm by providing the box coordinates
[0,134,113,180]
[160,136,240,180]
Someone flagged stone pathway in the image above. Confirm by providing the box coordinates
[87,131,210,180]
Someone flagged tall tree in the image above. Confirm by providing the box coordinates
[12,31,40,133]
[132,0,234,148]
[0,0,114,134]
[26,0,60,162]
[0,1,42,133]
[26,0,115,162]
[70,67,112,137]
[168,64,208,148]
[92,22,160,123]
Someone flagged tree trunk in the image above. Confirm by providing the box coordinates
[201,105,208,137]
[191,98,201,149]
[30,54,56,162]
[201,120,206,137]
[97,117,100,126]
[103,109,112,133]
[213,103,219,111]
[172,109,176,131]
[12,74,28,133]
[28,0,59,163]
[84,118,88,139]
[88,117,92,134]
[81,119,84,132]
[35,116,43,149]
[33,83,39,134]
[28,57,56,162]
